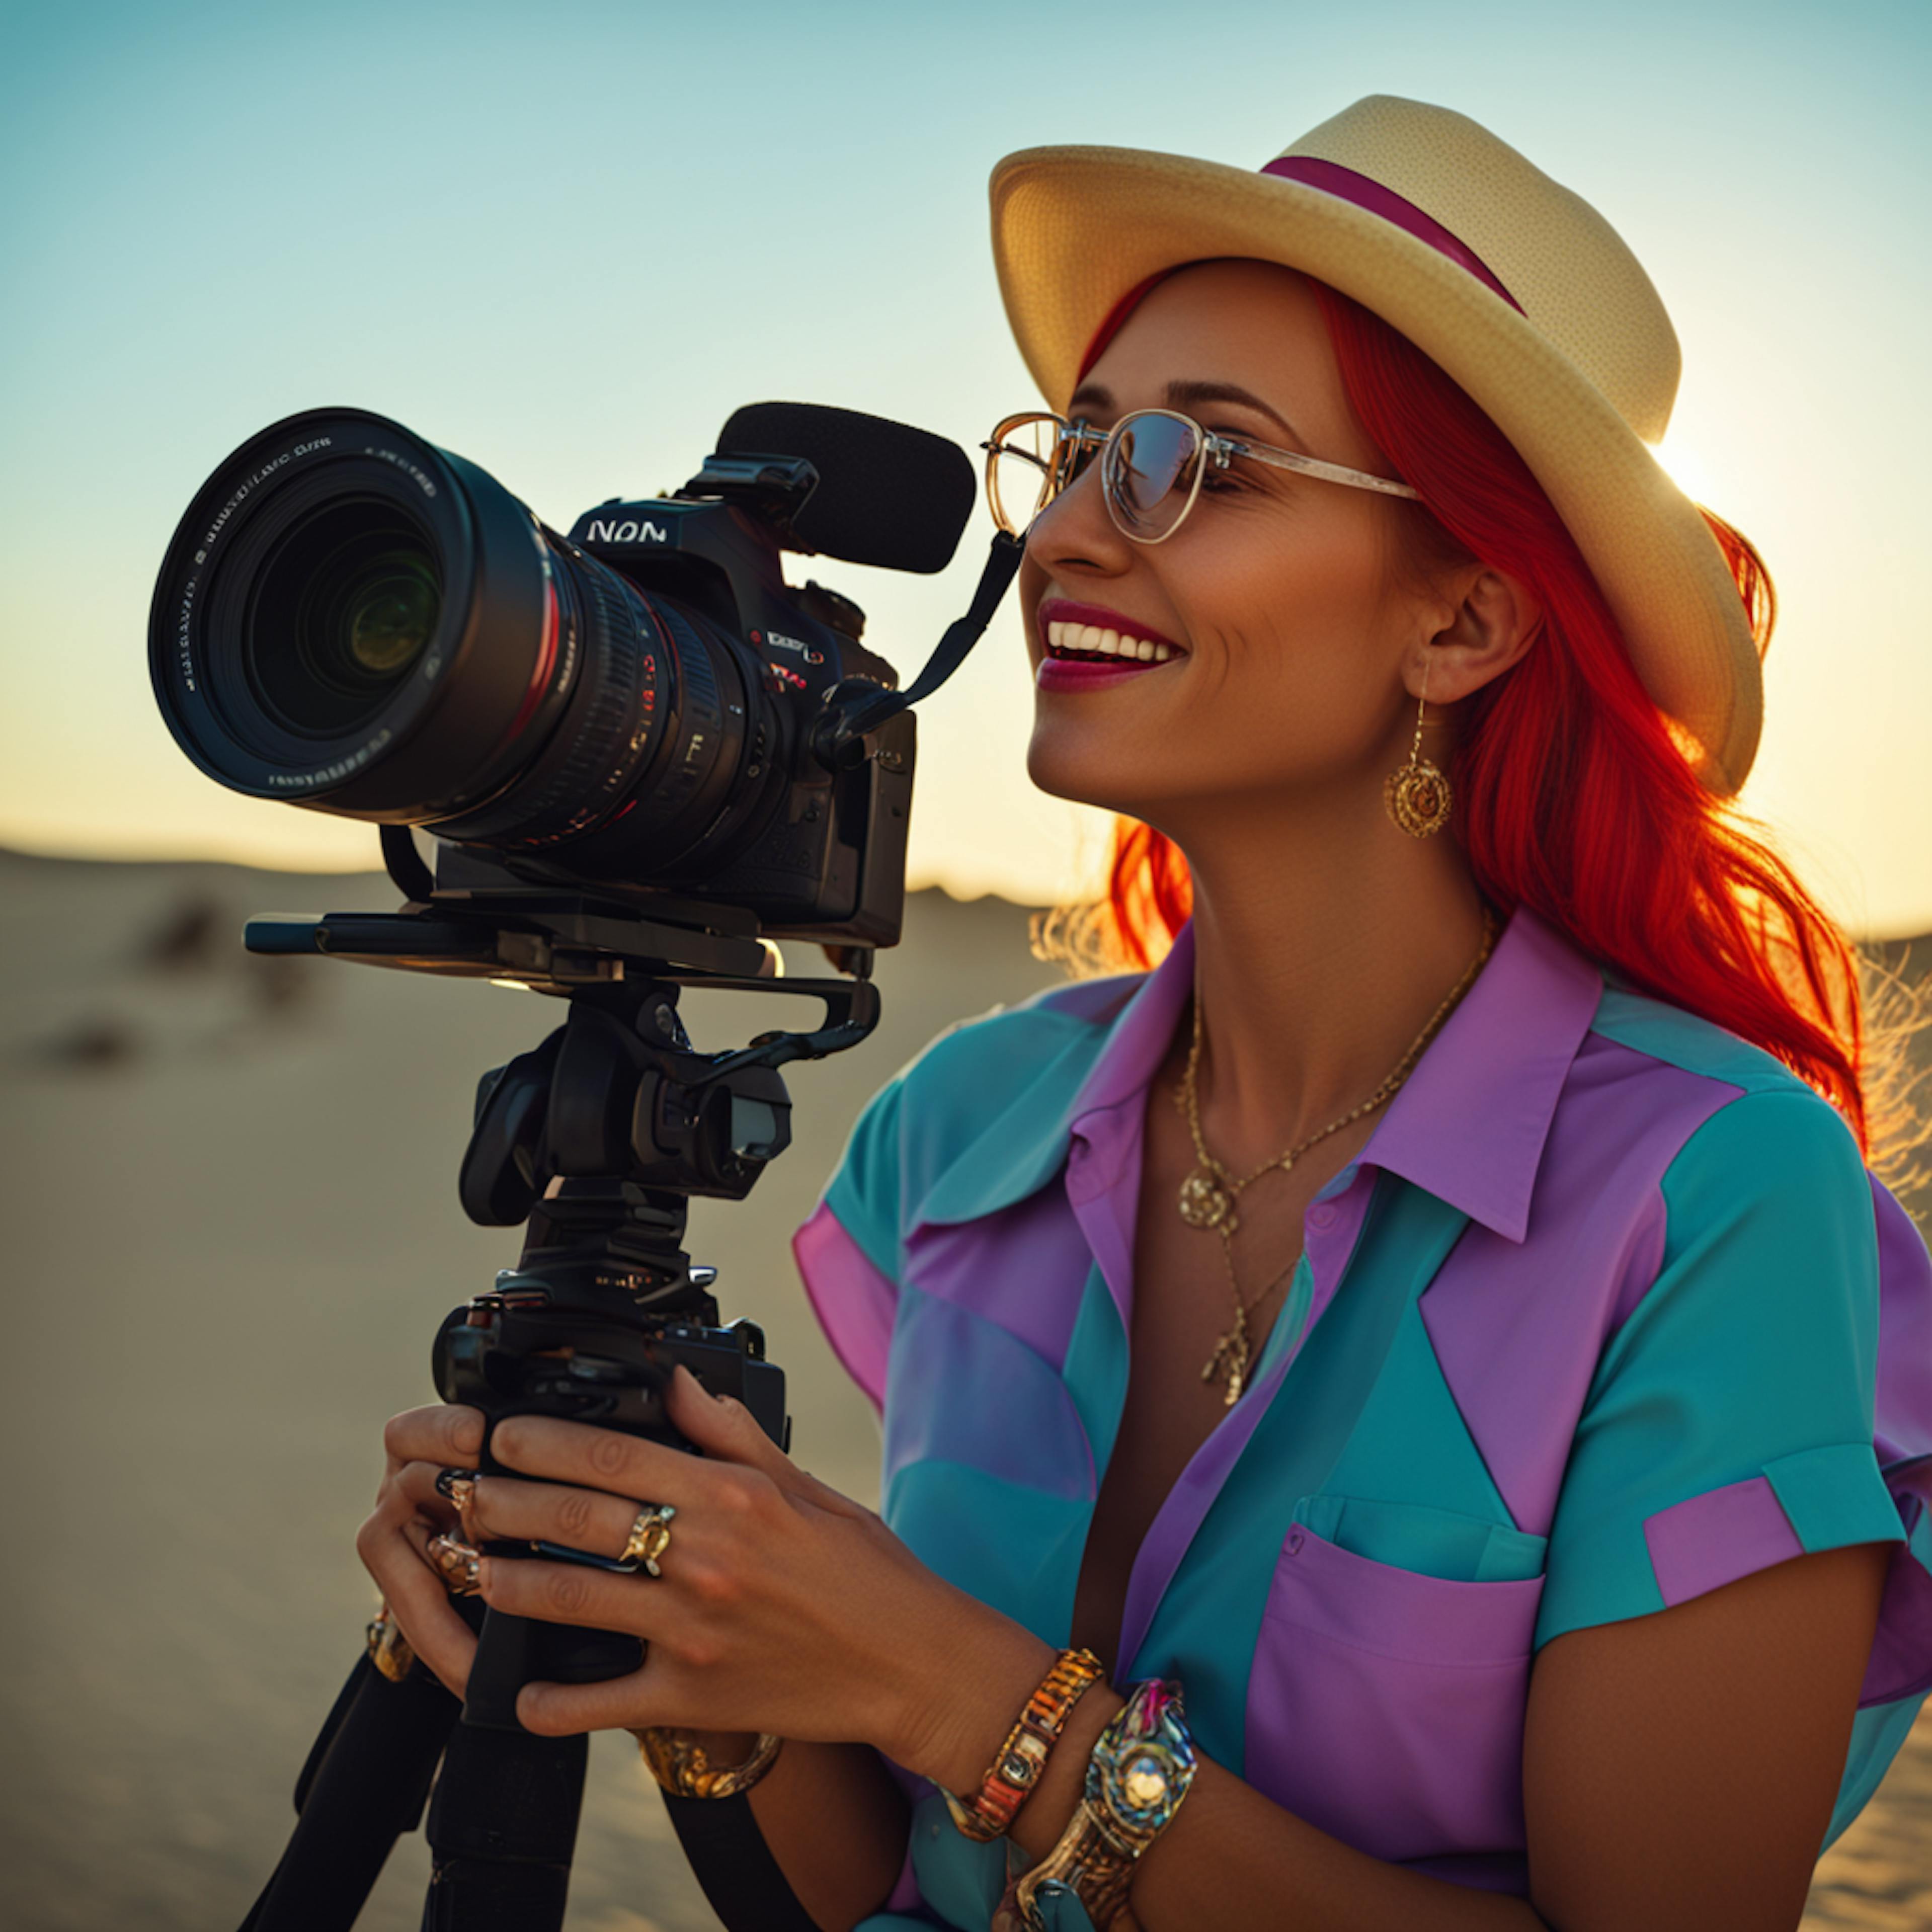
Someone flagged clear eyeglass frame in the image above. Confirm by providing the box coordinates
[982,407,1421,546]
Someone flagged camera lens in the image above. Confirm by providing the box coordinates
[249,499,441,738]
[151,409,781,886]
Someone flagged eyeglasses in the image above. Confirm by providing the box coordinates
[982,407,1420,546]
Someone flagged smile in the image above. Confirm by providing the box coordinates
[1034,600,1187,693]
[1043,620,1181,665]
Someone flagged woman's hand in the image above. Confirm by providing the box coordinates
[466,1365,1054,1769]
[354,1400,486,1698]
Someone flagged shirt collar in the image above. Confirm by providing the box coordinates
[1361,906,1602,1241]
[1067,920,1198,1126]
[906,904,1601,1240]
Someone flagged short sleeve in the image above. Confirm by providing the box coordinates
[792,1075,906,1414]
[1535,1087,1907,1652]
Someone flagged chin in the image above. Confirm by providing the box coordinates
[1025,721,1161,820]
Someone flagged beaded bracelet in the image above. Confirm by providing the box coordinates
[944,1646,1106,1842]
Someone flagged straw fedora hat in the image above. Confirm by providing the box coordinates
[991,95,1763,793]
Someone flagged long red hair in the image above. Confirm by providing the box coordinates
[1086,282,1883,1153]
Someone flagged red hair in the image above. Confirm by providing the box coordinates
[1092,282,1879,1153]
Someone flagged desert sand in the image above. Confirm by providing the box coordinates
[1,849,1924,1930]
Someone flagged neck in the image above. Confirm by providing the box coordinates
[1175,783,1491,1171]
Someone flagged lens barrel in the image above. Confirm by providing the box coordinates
[150,409,776,878]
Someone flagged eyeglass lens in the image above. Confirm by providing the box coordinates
[1101,413,1202,540]
[987,411,1205,539]
[987,417,1060,536]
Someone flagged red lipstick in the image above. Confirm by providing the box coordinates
[1033,597,1186,691]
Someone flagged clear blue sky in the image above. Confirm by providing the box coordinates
[5,0,1928,930]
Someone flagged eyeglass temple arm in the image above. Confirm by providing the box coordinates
[1234,441,1421,499]
[812,528,1026,771]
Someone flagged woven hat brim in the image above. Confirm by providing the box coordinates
[991,145,1761,793]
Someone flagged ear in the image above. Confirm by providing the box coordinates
[1406,564,1543,705]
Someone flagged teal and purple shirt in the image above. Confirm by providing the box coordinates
[792,908,1932,1928]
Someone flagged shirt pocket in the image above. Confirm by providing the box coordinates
[1244,1499,1547,1868]
[1294,1493,1549,1583]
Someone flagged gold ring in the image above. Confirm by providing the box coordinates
[619,1503,676,1577]
[434,1467,476,1515]
[425,1531,481,1596]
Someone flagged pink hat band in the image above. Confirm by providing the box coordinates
[1076,151,1529,382]
[1261,155,1524,314]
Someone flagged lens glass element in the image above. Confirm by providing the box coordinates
[248,499,442,738]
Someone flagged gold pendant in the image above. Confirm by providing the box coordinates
[1201,1310,1250,1406]
[1178,1165,1237,1233]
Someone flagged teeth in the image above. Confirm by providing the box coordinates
[1045,618,1182,664]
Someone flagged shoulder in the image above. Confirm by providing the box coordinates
[1568,986,1877,1331]
[891,971,1142,1148]
[829,969,1147,1235]
[1584,981,1866,1192]
[1590,980,1839,1104]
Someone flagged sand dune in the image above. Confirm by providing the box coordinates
[1,850,1923,1929]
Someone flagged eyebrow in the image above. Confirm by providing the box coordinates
[1066,378,1309,450]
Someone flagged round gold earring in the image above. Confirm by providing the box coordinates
[1384,662,1453,838]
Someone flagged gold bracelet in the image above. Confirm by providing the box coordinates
[364,1602,416,1684]
[637,1727,783,1800]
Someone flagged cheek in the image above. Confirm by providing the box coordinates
[1024,513,1403,811]
[1186,525,1397,733]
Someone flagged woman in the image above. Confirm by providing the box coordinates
[360,97,1932,1930]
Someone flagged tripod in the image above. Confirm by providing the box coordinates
[237,876,877,1932]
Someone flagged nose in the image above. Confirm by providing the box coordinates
[1024,442,1134,583]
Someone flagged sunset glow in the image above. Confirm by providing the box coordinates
[3,0,1926,932]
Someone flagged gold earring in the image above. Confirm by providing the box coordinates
[1384,662,1452,838]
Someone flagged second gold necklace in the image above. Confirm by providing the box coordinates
[1178,908,1498,1403]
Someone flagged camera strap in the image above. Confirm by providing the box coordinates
[815,529,1024,766]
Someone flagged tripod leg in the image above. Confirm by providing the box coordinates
[421,1717,589,1932]
[241,1652,461,1931]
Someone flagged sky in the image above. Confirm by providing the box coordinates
[4,0,1929,933]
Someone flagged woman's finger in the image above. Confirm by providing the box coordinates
[662,1364,796,1475]
[476,1554,679,1642]
[394,1460,467,1527]
[465,1474,643,1558]
[517,1670,669,1738]
[489,1411,722,1506]
[357,1514,479,1697]
[664,1370,874,1521]
[384,1405,484,1479]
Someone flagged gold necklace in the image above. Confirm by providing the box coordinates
[1178,908,1498,1405]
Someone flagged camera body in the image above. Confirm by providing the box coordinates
[546,488,915,944]
[149,406,970,952]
